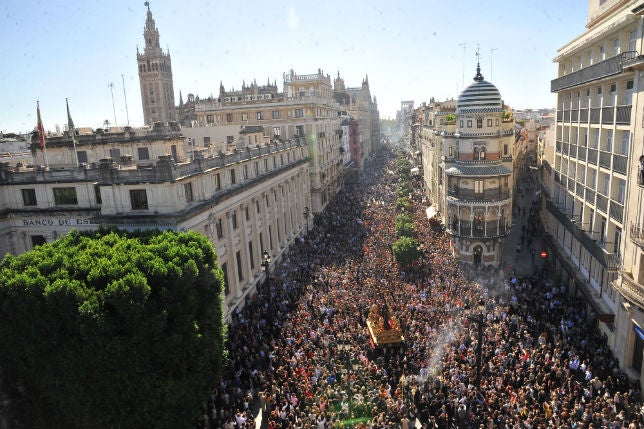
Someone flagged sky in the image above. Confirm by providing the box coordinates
[0,0,588,134]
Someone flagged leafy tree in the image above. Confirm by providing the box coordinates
[396,197,412,213]
[0,228,226,429]
[395,214,415,238]
[445,113,456,123]
[392,237,420,267]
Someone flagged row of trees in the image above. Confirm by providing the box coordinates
[0,228,227,428]
[391,152,424,267]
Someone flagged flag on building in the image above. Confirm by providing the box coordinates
[36,101,46,148]
[66,98,79,167]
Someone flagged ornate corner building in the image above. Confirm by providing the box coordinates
[137,3,176,125]
[416,64,515,268]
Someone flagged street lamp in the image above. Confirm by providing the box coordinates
[466,299,486,388]
[261,249,271,274]
[303,206,310,237]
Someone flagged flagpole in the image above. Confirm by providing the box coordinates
[66,98,79,167]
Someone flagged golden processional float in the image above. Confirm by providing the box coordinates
[367,303,404,346]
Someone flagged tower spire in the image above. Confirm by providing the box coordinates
[474,44,484,82]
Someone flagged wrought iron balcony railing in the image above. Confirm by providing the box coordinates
[551,52,637,92]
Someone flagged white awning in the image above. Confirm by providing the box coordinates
[411,167,420,175]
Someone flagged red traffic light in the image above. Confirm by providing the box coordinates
[540,251,548,259]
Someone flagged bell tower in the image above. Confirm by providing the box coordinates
[137,2,176,125]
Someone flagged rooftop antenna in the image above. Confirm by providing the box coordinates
[108,82,117,126]
[458,42,466,88]
[490,47,498,81]
[121,74,130,126]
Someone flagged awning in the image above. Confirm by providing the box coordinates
[426,206,438,219]
[411,167,420,175]
[634,324,644,341]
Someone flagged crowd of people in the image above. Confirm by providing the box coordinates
[195,146,644,429]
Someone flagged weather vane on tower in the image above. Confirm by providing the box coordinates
[474,43,484,82]
[144,1,150,10]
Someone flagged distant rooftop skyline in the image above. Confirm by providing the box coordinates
[1,0,587,133]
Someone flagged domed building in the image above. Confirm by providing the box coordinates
[437,62,515,268]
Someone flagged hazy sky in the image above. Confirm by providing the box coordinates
[1,0,587,133]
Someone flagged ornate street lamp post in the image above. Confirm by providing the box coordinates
[303,206,310,237]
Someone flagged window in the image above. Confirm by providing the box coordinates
[53,187,78,205]
[138,147,150,160]
[459,120,463,127]
[467,120,472,128]
[206,114,215,124]
[612,37,620,56]
[596,87,602,107]
[31,235,46,248]
[77,151,88,163]
[603,175,610,196]
[264,159,268,171]
[94,185,102,204]
[474,180,484,194]
[226,113,233,123]
[503,144,508,156]
[245,205,250,221]
[231,211,238,229]
[243,164,248,179]
[495,119,499,126]
[296,125,304,136]
[606,130,612,152]
[236,250,243,281]
[295,109,304,118]
[617,179,626,204]
[130,189,148,210]
[256,199,260,213]
[216,218,223,239]
[254,162,259,175]
[241,112,248,121]
[476,118,482,128]
[621,131,630,155]
[227,135,234,144]
[21,189,37,206]
[215,173,221,190]
[625,80,634,104]
[609,84,616,105]
[273,126,281,137]
[230,169,236,184]
[109,148,121,159]
[203,136,211,146]
[184,182,193,203]
[449,147,453,157]
[487,119,492,127]
[221,262,229,295]
[272,110,280,119]
[257,111,264,120]
[248,241,255,269]
[599,44,605,60]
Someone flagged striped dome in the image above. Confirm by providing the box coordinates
[457,66,503,113]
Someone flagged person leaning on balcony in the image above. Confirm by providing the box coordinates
[639,155,644,185]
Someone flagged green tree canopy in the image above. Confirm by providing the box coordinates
[0,228,226,429]
[396,196,412,214]
[392,237,420,267]
[395,214,415,238]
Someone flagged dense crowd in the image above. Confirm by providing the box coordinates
[195,147,643,429]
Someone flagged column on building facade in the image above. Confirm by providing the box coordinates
[224,210,240,299]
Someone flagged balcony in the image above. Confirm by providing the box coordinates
[599,150,612,169]
[551,52,636,92]
[576,182,585,198]
[446,219,510,238]
[596,193,608,213]
[587,148,598,165]
[577,146,587,161]
[631,224,644,248]
[613,154,627,174]
[569,144,578,158]
[616,105,632,124]
[613,271,644,310]
[601,107,614,124]
[546,200,621,271]
[571,109,579,122]
[556,140,562,153]
[609,200,624,224]
[562,142,569,155]
[580,108,588,122]
[446,187,510,202]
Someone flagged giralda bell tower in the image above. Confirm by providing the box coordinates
[137,1,176,125]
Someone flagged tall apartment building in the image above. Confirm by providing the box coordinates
[137,4,176,125]
[188,69,345,213]
[550,0,644,383]
[0,125,310,320]
[416,64,515,267]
